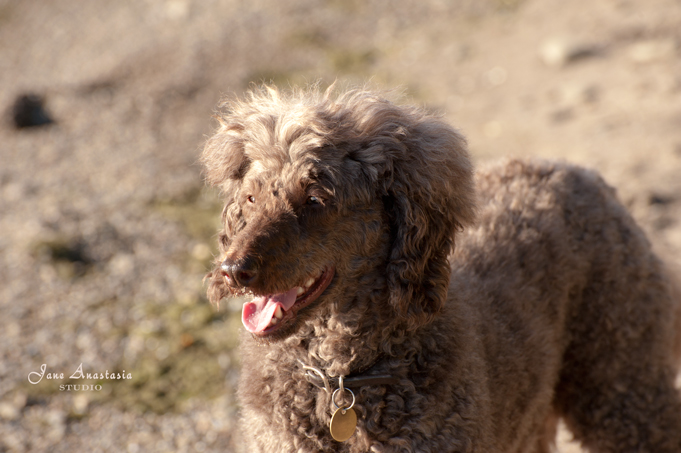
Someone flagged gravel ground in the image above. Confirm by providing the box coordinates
[1,0,680,451]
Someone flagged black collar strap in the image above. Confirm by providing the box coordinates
[322,374,399,388]
[300,355,399,391]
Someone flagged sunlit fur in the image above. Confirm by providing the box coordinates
[201,85,681,452]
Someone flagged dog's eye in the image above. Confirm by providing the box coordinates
[306,195,321,205]
[247,195,255,204]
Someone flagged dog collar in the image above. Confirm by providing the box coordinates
[298,356,399,442]
[299,355,399,393]
[308,373,399,389]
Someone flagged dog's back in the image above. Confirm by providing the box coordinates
[452,158,681,452]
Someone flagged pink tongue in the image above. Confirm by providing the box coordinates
[242,287,299,333]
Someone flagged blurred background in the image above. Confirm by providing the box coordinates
[1,0,680,451]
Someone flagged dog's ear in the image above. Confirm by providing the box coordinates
[384,119,475,329]
[201,116,250,197]
[351,100,476,330]
[200,110,253,242]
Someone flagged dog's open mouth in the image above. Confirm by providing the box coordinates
[241,266,335,335]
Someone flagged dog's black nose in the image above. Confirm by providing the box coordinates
[220,256,258,288]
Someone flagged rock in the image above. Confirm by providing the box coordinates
[165,0,190,20]
[539,38,599,68]
[9,93,54,128]
[191,242,212,262]
[72,394,90,416]
[45,409,67,442]
[629,39,677,63]
[0,392,27,421]
[560,83,599,105]
[0,402,19,421]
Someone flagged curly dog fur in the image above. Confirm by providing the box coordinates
[201,85,681,452]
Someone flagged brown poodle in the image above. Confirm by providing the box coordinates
[201,85,681,452]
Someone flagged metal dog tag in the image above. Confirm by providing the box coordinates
[330,407,357,442]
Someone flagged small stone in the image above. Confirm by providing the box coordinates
[191,243,212,262]
[561,84,599,105]
[72,394,89,415]
[539,38,599,68]
[629,39,677,63]
[45,410,67,442]
[0,402,19,421]
[648,193,673,206]
[165,0,190,20]
[13,392,27,409]
[10,93,54,129]
[109,253,135,275]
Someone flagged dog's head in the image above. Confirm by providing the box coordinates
[201,85,475,339]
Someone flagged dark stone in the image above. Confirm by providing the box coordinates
[648,193,674,205]
[10,93,54,128]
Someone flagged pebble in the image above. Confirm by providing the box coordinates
[9,93,54,129]
[628,39,677,63]
[72,394,90,416]
[191,243,213,262]
[0,402,19,421]
[560,84,599,106]
[539,38,599,68]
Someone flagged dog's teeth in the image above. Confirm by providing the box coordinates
[275,306,283,319]
[305,278,315,288]
[269,317,278,326]
[296,286,305,296]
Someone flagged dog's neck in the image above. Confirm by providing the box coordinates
[299,352,399,392]
[297,304,403,376]
[244,273,424,378]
